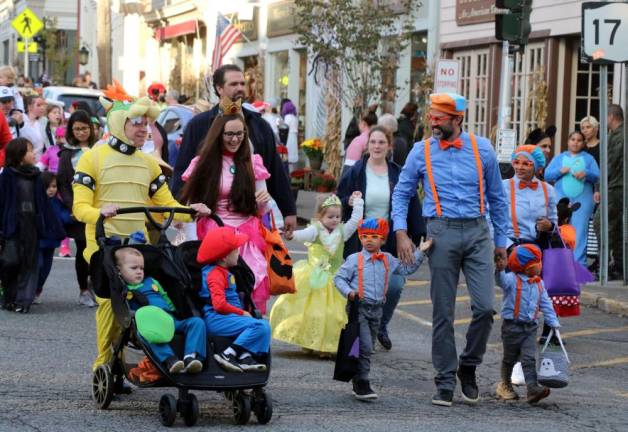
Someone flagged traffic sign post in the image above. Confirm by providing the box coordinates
[11,8,44,79]
[581,1,628,285]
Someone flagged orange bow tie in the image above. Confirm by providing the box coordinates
[371,253,385,261]
[528,276,542,283]
[439,138,463,150]
[519,181,538,190]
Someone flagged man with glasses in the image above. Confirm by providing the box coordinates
[172,64,297,237]
[392,93,509,407]
[72,87,211,384]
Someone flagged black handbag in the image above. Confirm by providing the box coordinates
[333,299,361,382]
[0,238,20,274]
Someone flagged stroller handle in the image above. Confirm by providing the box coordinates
[95,206,196,244]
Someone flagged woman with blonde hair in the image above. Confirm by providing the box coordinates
[581,116,600,165]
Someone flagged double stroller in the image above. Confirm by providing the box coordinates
[90,207,272,426]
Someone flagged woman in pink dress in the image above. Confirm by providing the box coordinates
[180,98,272,313]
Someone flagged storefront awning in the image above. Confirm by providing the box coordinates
[155,20,197,41]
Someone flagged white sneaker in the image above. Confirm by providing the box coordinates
[511,362,525,386]
[79,292,97,307]
[32,295,42,305]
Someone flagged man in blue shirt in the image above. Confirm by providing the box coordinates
[391,93,509,407]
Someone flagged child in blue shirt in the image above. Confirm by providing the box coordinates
[115,247,206,374]
[334,218,432,401]
[495,244,559,404]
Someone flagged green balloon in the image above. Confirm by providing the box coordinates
[135,305,175,344]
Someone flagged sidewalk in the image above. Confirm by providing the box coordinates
[582,281,628,317]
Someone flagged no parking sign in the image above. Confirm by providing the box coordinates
[434,60,460,94]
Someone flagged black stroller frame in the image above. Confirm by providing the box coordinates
[90,207,272,426]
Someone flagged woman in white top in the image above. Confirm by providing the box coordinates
[280,99,299,167]
[337,125,425,350]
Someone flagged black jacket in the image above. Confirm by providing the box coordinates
[172,105,296,217]
[336,156,425,258]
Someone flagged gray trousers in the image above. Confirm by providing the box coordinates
[426,217,495,391]
[501,320,539,390]
[353,301,383,381]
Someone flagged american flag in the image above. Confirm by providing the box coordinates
[211,13,242,72]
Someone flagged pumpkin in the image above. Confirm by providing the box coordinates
[261,213,296,295]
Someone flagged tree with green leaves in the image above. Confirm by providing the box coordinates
[40,17,77,85]
[295,0,420,176]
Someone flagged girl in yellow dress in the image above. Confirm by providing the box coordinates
[269,192,363,354]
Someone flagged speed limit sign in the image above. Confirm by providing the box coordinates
[582,2,628,63]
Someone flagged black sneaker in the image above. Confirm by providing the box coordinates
[431,389,454,407]
[184,357,203,374]
[165,356,185,374]
[352,379,378,401]
[377,332,392,350]
[214,352,243,373]
[457,365,479,404]
[238,355,267,372]
[13,305,29,314]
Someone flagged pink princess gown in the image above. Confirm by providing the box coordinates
[182,152,271,313]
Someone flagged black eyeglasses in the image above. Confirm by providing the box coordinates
[223,131,244,139]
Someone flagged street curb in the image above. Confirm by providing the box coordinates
[581,291,628,317]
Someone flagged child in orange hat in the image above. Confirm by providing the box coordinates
[334,218,432,401]
[197,227,271,373]
[495,244,559,404]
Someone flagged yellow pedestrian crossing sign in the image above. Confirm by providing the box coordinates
[17,41,38,53]
[11,8,44,39]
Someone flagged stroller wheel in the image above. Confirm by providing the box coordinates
[253,390,273,425]
[159,394,177,427]
[92,365,114,409]
[181,393,199,427]
[232,391,251,425]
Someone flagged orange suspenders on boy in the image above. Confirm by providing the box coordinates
[513,276,544,321]
[509,178,549,239]
[423,133,484,217]
[357,253,390,301]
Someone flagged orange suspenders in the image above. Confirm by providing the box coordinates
[509,178,549,239]
[424,133,484,217]
[513,276,544,321]
[357,253,390,300]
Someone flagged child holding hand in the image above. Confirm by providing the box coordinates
[334,218,432,401]
[269,192,364,354]
[495,244,559,404]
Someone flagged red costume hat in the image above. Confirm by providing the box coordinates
[507,244,543,274]
[357,218,389,239]
[197,227,249,265]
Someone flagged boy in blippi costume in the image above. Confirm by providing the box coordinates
[116,247,205,374]
[197,226,271,373]
[334,218,432,401]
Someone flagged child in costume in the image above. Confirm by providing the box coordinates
[115,247,205,374]
[495,244,559,404]
[71,80,210,374]
[197,226,271,373]
[269,193,364,354]
[334,218,432,400]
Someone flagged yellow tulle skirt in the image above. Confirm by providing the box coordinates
[269,259,348,353]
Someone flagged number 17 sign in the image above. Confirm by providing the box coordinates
[582,2,628,64]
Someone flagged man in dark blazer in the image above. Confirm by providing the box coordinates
[172,65,297,234]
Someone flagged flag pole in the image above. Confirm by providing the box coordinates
[223,12,252,45]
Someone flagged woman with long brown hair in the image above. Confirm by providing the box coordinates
[181,98,272,313]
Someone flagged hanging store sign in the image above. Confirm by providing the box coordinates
[267,0,296,38]
[456,0,497,26]
[226,7,258,42]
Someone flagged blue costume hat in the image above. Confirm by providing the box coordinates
[512,144,546,171]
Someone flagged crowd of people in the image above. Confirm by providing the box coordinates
[0,62,625,410]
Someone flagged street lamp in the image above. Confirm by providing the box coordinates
[79,46,89,66]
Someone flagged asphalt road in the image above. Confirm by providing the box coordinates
[1,245,627,431]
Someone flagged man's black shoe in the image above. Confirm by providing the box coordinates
[431,389,453,407]
[457,365,479,404]
[377,333,392,350]
[352,379,378,400]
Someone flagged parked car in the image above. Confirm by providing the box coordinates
[43,86,104,118]
[156,104,194,167]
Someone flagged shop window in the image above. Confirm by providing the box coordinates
[454,48,489,136]
[242,55,263,103]
[510,43,545,143]
[298,49,307,139]
[410,32,428,104]
[272,50,290,100]
[570,42,614,131]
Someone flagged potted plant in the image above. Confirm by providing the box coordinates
[322,173,336,192]
[310,172,327,192]
[302,138,324,170]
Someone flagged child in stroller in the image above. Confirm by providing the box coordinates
[114,246,205,375]
[91,207,273,427]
